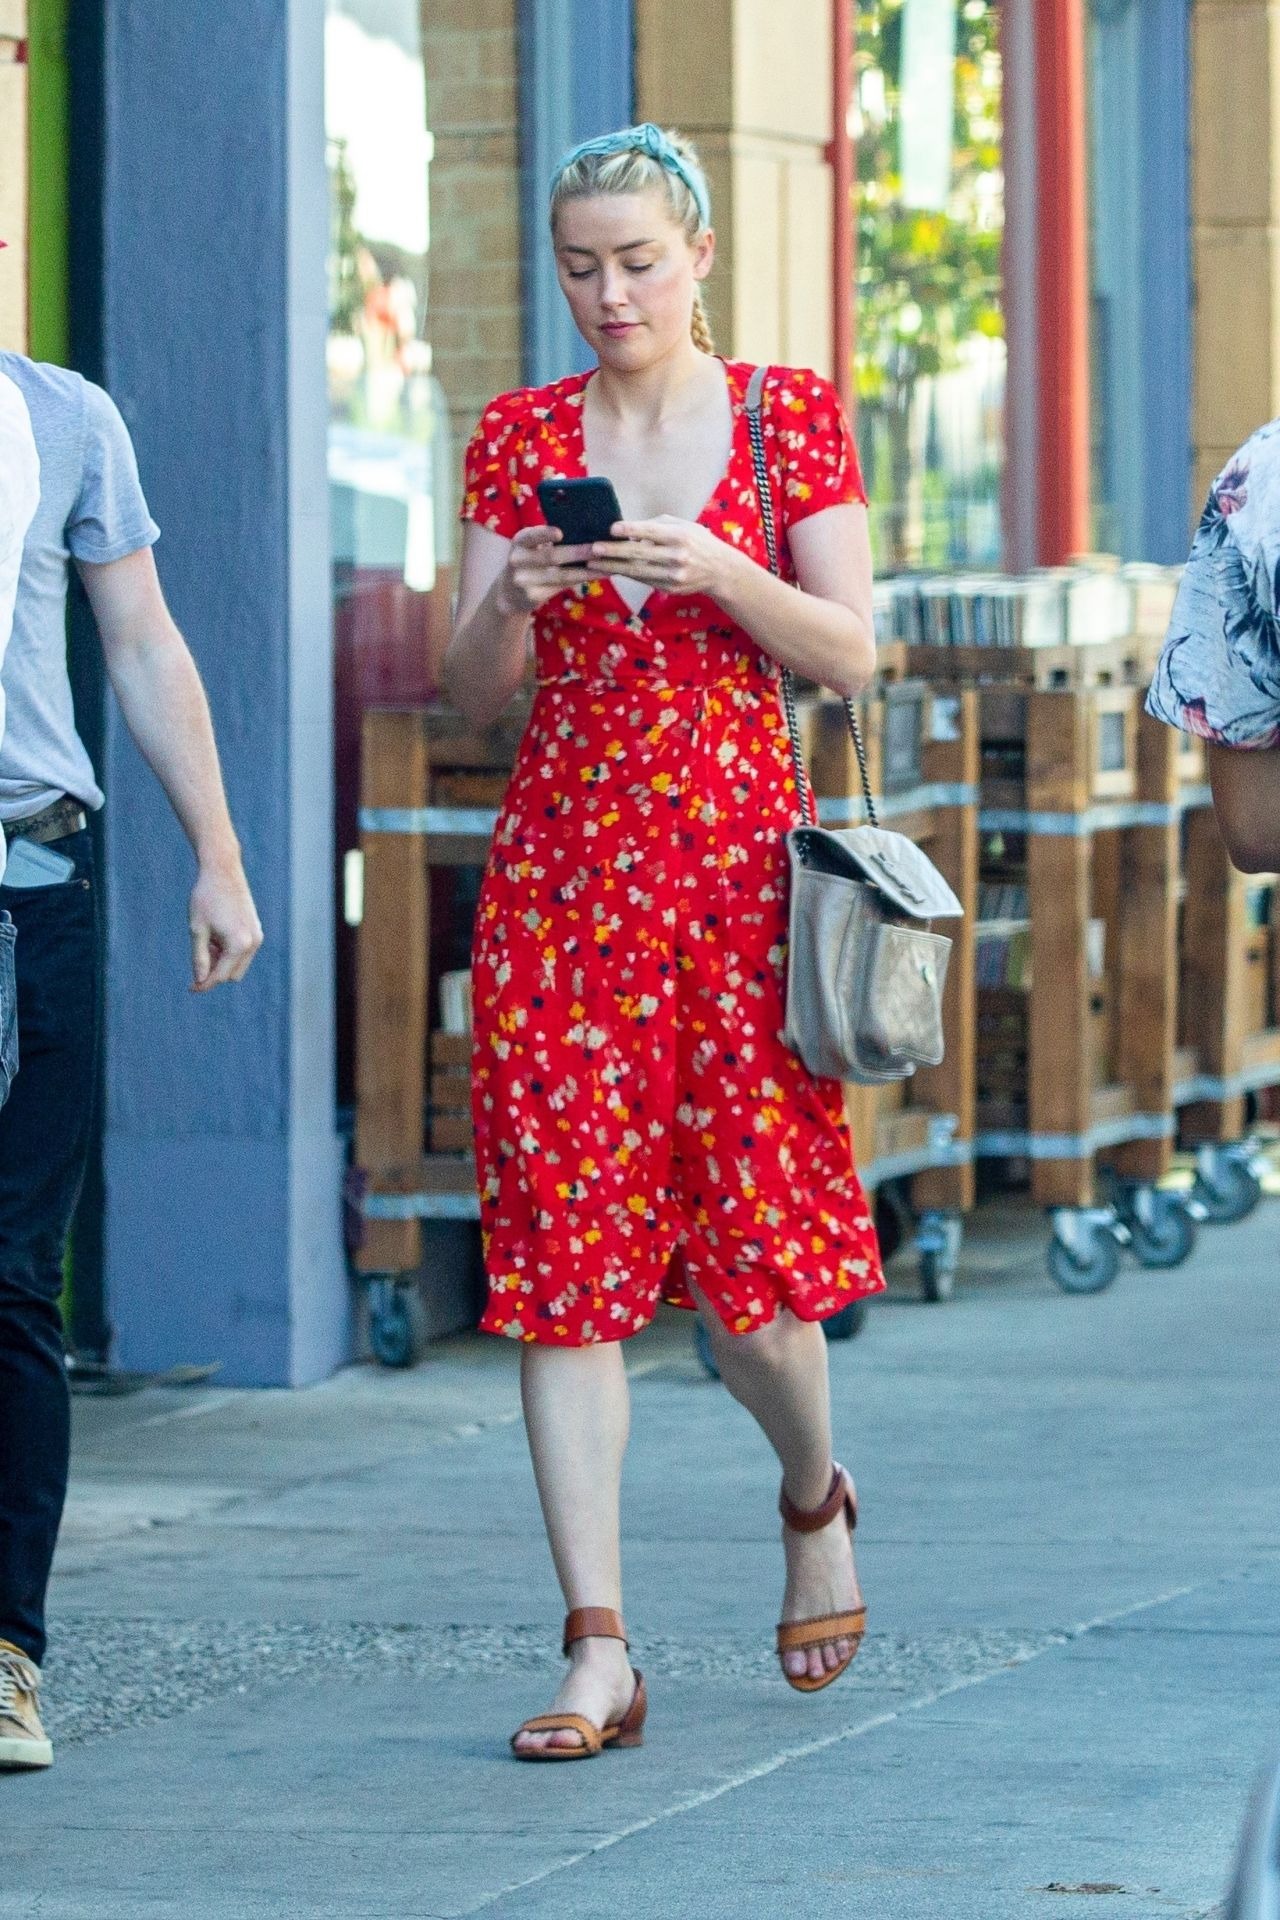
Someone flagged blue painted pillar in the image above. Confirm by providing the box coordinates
[517,0,635,386]
[1087,0,1191,562]
[97,1,347,1385]
[1136,0,1192,560]
[1089,0,1145,555]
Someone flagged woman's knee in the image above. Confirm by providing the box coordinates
[718,1305,818,1372]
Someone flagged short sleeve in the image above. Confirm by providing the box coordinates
[67,381,160,564]
[0,373,39,670]
[0,373,38,575]
[769,369,867,528]
[461,396,524,539]
[1146,467,1280,749]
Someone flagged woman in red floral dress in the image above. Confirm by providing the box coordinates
[443,125,884,1759]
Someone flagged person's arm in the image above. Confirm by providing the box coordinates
[586,502,876,698]
[1207,743,1280,873]
[443,521,594,727]
[78,546,263,991]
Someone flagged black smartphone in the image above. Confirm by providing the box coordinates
[537,475,623,547]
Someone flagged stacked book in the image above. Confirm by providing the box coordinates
[976,881,1031,989]
[881,559,1182,651]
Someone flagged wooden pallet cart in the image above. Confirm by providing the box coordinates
[957,679,1199,1292]
[1172,732,1277,1225]
[798,678,979,1302]
[351,703,524,1363]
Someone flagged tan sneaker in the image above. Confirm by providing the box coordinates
[0,1642,53,1769]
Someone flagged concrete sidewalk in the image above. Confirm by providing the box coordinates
[4,1199,1277,1918]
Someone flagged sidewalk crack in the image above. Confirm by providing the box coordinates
[454,1574,1228,1918]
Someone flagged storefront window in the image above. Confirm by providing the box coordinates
[325,0,453,1104]
[853,0,1004,572]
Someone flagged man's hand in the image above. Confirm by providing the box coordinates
[188,856,263,992]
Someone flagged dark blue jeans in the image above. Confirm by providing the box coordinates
[0,830,98,1665]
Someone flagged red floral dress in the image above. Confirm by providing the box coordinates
[461,359,884,1344]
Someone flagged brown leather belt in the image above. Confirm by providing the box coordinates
[2,796,89,847]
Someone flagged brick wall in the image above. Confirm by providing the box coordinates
[0,1,28,352]
[636,0,833,374]
[1191,0,1280,502]
[421,0,522,503]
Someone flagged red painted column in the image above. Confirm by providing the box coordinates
[1000,0,1039,573]
[1034,0,1090,562]
[828,0,855,417]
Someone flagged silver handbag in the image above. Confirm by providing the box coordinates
[744,366,963,1085]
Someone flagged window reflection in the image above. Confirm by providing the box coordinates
[854,0,1004,572]
[326,0,453,1105]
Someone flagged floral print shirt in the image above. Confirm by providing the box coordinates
[1147,424,1280,748]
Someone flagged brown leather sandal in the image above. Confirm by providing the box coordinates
[776,1463,866,1694]
[510,1607,647,1761]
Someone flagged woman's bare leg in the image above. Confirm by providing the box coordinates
[694,1294,862,1684]
[513,1342,638,1754]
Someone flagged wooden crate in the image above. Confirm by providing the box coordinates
[906,635,1161,693]
[1177,814,1280,1138]
[352,707,528,1272]
[429,1031,472,1154]
[964,688,1181,1203]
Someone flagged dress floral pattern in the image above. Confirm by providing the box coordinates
[461,359,884,1344]
[1147,423,1280,748]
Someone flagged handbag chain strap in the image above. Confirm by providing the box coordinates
[743,367,879,832]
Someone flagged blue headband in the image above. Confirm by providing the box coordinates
[551,123,712,232]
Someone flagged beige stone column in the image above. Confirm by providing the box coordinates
[0,3,28,352]
[421,0,522,496]
[1191,0,1280,504]
[636,0,835,370]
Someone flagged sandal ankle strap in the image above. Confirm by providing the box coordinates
[779,1464,855,1534]
[563,1607,628,1654]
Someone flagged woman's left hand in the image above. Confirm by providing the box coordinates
[587,517,741,599]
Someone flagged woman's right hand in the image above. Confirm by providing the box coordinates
[495,525,594,615]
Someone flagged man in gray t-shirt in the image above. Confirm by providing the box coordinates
[0,354,263,1775]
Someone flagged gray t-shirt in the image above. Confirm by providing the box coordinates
[0,353,160,821]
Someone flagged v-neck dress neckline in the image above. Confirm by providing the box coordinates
[461,359,867,692]
[572,356,747,624]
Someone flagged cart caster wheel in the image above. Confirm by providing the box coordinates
[873,1184,912,1266]
[917,1211,962,1302]
[1047,1212,1123,1295]
[823,1302,868,1342]
[368,1279,426,1369]
[694,1317,721,1380]
[920,1247,956,1302]
[1192,1148,1264,1226]
[1128,1189,1197,1269]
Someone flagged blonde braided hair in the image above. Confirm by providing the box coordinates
[690,284,715,356]
[550,128,716,355]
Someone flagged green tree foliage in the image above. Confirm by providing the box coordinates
[328,137,364,337]
[855,0,1003,564]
